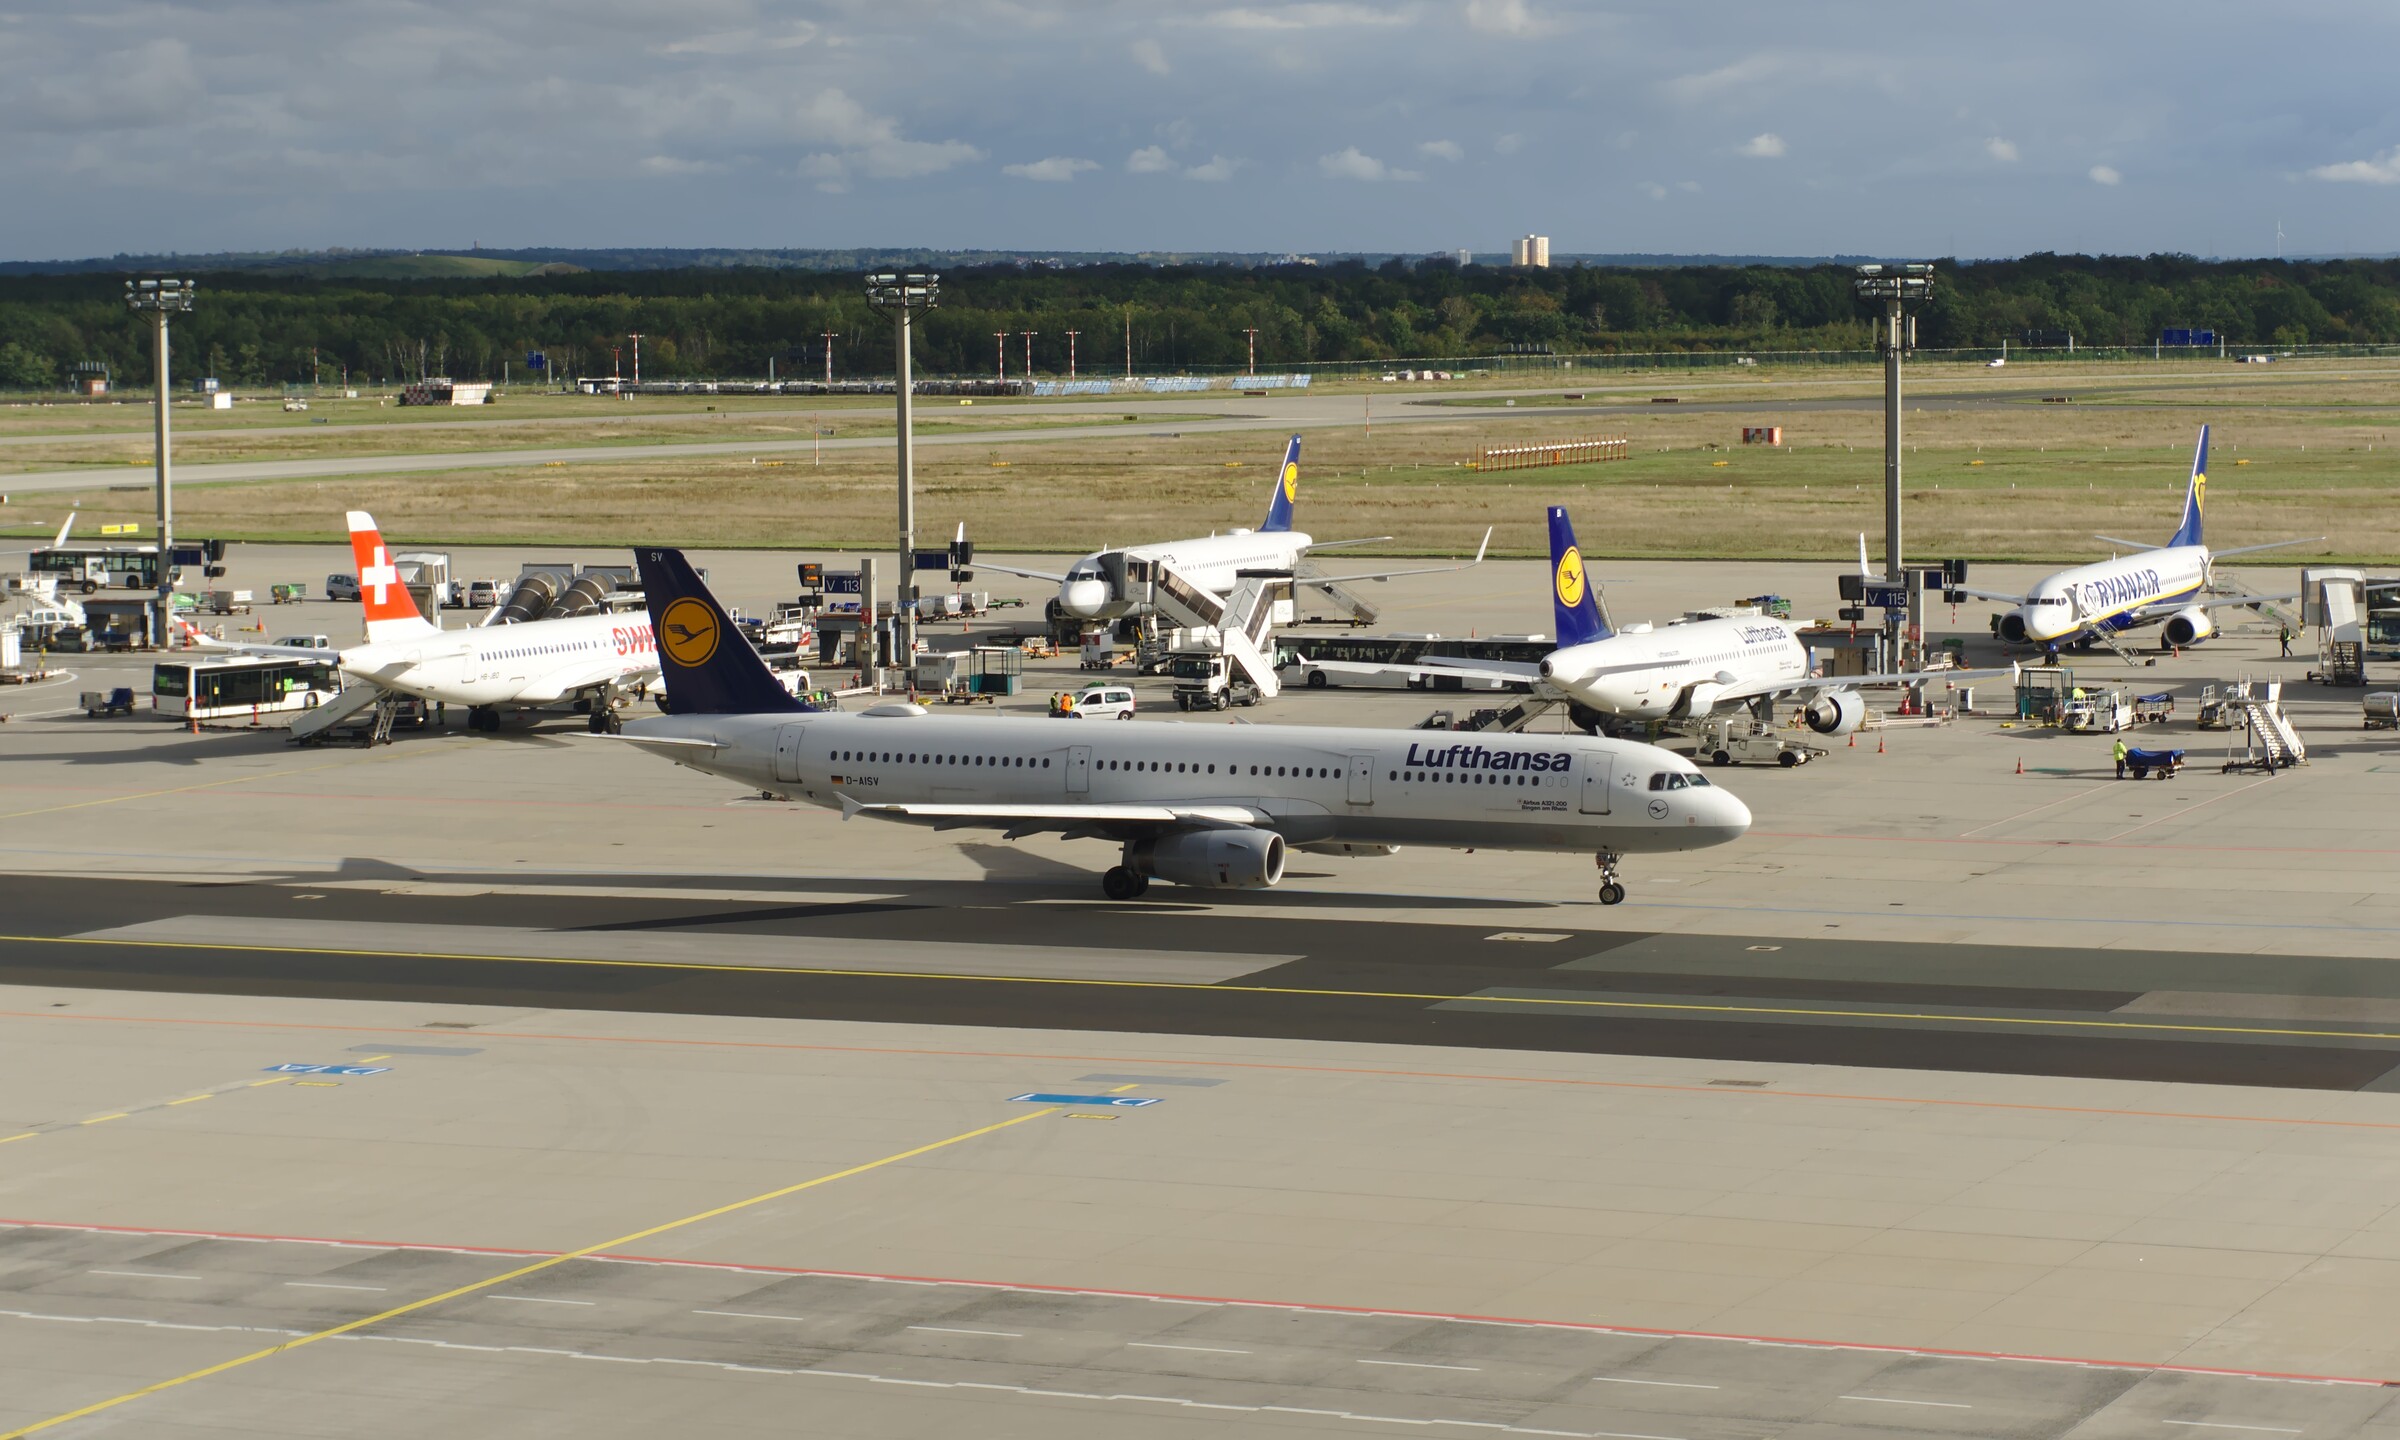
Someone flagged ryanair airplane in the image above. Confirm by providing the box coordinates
[601,547,1751,905]
[1964,426,2315,656]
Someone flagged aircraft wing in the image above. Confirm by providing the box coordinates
[839,795,1267,836]
[1736,663,2019,705]
[2128,592,2299,621]
[1303,535,1395,550]
[2212,538,2325,558]
[190,634,341,661]
[1298,529,1491,587]
[1949,585,2028,604]
[973,560,1072,584]
[589,732,724,752]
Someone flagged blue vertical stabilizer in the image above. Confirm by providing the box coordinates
[1547,506,1612,647]
[2169,425,2208,549]
[1258,434,1301,533]
[635,547,813,715]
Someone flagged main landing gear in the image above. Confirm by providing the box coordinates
[467,705,501,732]
[1595,849,1626,906]
[1101,866,1151,901]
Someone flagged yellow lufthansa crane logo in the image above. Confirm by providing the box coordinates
[1555,545,1586,609]
[659,597,720,666]
[1282,460,1299,503]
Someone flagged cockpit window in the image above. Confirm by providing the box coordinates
[1684,773,1711,787]
[1649,772,1690,791]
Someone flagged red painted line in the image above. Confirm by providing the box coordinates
[0,1216,2382,1388]
[3,1005,2397,1132]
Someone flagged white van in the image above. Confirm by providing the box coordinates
[1067,685,1137,719]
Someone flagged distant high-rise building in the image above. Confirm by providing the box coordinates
[1510,234,1550,268]
[1457,249,1474,267]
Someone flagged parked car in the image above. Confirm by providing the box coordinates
[326,573,361,602]
[1064,685,1138,719]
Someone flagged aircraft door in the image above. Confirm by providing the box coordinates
[773,723,809,783]
[1579,751,1611,814]
[1347,754,1373,806]
[1066,744,1091,794]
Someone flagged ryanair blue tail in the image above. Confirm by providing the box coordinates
[1258,434,1301,533]
[2169,424,2207,549]
[1547,506,1612,647]
[635,547,819,715]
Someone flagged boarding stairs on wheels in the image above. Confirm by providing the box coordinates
[1128,558,1291,699]
[2207,570,2298,632]
[2222,679,2307,773]
[1290,563,1381,627]
[286,683,385,744]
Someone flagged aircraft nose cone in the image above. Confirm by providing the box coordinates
[1061,580,1111,618]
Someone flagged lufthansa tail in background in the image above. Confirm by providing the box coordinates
[608,547,1750,904]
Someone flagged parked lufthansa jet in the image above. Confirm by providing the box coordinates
[975,434,1488,625]
[1960,426,2316,657]
[599,546,1750,904]
[1322,507,2006,740]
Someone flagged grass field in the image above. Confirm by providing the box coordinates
[6,361,2396,563]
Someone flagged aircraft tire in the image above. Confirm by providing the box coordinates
[1598,882,1626,905]
[1102,866,1143,901]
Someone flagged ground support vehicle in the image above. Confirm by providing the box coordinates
[1171,650,1262,711]
[80,688,136,717]
[1052,685,1137,719]
[1693,716,1824,767]
[2123,747,2185,779]
[2060,692,2132,733]
[271,583,308,604]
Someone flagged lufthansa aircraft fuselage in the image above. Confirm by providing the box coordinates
[629,709,1750,856]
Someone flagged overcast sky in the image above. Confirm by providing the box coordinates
[5,0,2399,262]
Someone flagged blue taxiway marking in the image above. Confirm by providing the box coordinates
[266,1064,392,1076]
[1009,1093,1160,1108]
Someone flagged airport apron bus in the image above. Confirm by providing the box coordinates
[1276,634,1552,692]
[31,544,167,593]
[152,655,341,720]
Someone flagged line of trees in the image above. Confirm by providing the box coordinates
[1,254,2393,390]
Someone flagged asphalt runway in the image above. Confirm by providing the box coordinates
[10,872,2400,1092]
[0,372,2273,494]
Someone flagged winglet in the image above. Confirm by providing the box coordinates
[633,547,815,716]
[1547,506,1612,647]
[346,510,437,644]
[1258,434,1301,533]
[2169,424,2207,549]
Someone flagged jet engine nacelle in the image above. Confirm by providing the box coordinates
[1996,610,2031,644]
[1133,828,1288,889]
[2159,607,2215,648]
[1803,691,1869,736]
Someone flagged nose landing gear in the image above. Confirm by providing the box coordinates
[1595,849,1625,905]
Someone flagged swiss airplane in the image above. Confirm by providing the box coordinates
[1960,427,2314,657]
[213,512,662,731]
[976,434,1488,624]
[601,546,1750,904]
[1325,506,2006,739]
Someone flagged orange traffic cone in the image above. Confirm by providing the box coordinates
[1877,734,1886,754]
[1847,733,1856,748]
[2015,756,2024,774]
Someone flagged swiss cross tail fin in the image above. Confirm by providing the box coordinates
[1258,434,1301,533]
[346,510,436,643]
[635,547,816,715]
[1547,506,1612,648]
[2169,425,2207,549]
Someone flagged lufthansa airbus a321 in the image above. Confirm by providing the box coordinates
[600,547,1751,905]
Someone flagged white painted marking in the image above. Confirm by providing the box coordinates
[2161,1424,2305,1436]
[285,1281,387,1292]
[1359,1358,1482,1372]
[89,1270,199,1281]
[491,1295,595,1306]
[1841,1395,1973,1409]
[1594,1377,1719,1390]
[692,1310,809,1322]
[1129,1341,1253,1355]
[908,1324,1022,1338]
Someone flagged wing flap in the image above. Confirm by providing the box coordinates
[839,796,1266,832]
